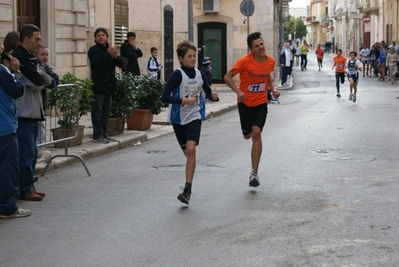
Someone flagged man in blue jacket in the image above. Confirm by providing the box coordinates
[0,55,32,218]
[88,28,124,144]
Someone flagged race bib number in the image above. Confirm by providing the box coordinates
[349,70,357,75]
[247,82,266,92]
[336,63,343,69]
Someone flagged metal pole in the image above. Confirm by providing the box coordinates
[279,0,283,79]
[188,0,193,42]
[247,0,250,53]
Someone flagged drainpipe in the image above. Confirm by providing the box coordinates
[188,0,193,42]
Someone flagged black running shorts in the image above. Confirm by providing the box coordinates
[237,103,268,136]
[173,119,202,149]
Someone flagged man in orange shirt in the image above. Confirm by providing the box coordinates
[224,32,280,187]
[315,44,325,71]
[332,49,347,97]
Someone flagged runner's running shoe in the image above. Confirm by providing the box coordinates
[353,95,356,103]
[177,186,191,205]
[349,93,353,101]
[249,171,260,187]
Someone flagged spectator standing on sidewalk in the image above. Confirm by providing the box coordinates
[200,56,212,86]
[287,39,295,76]
[386,45,398,82]
[161,40,219,205]
[346,51,362,103]
[299,40,308,71]
[315,44,325,71]
[370,43,380,78]
[332,49,347,97]
[224,32,280,188]
[88,27,124,144]
[360,44,370,77]
[146,47,163,80]
[295,41,300,66]
[378,42,387,82]
[1,31,20,69]
[120,32,143,76]
[280,42,291,87]
[12,24,52,201]
[0,55,32,218]
[35,44,60,154]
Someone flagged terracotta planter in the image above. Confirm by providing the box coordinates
[107,117,125,136]
[51,125,85,148]
[126,108,153,130]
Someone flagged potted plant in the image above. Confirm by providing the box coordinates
[126,75,167,130]
[47,73,93,147]
[107,72,137,135]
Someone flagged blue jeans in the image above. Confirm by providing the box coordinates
[91,93,112,139]
[17,120,38,195]
[0,133,19,215]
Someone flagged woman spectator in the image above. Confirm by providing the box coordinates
[1,31,20,68]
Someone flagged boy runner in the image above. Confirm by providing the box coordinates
[332,49,347,97]
[346,51,363,103]
[224,32,280,187]
[161,40,219,205]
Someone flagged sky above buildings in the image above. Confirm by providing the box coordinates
[289,0,309,8]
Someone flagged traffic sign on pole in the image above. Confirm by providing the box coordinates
[362,14,371,23]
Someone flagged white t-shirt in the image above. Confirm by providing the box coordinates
[360,48,370,61]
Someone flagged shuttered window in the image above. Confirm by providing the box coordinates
[115,0,128,49]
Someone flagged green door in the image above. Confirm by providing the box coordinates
[198,23,226,84]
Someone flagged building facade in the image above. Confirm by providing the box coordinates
[0,0,292,83]
[304,0,399,55]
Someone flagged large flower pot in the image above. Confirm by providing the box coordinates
[51,125,85,148]
[126,109,153,130]
[107,117,125,136]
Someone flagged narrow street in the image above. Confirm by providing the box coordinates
[1,53,398,267]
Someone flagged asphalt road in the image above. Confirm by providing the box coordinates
[1,53,399,267]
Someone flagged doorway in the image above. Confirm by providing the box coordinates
[17,0,40,30]
[198,22,227,84]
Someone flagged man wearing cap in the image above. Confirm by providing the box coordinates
[200,56,212,86]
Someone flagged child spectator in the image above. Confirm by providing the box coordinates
[146,47,163,80]
[200,56,212,86]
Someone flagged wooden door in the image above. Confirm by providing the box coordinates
[17,0,40,31]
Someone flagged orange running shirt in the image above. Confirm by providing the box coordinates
[334,56,347,73]
[229,53,275,107]
[316,49,325,60]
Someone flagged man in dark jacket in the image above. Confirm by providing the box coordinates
[87,27,124,144]
[12,24,52,201]
[120,32,143,75]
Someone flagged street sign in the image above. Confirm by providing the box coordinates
[362,14,371,23]
[239,0,255,17]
